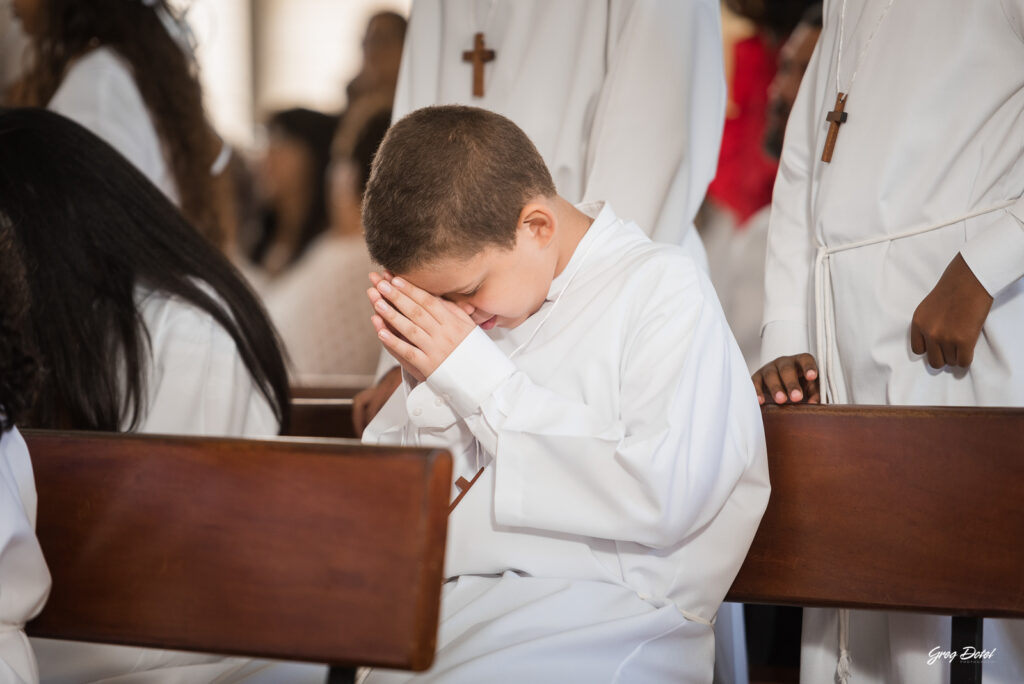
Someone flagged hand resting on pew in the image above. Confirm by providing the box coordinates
[751,353,820,405]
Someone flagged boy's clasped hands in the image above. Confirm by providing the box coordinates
[367,271,476,382]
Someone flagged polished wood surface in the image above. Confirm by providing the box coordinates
[24,430,451,669]
[727,404,1024,618]
[291,386,363,400]
[289,398,358,439]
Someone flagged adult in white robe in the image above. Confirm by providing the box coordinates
[31,287,327,684]
[393,0,724,262]
[761,1,1024,682]
[363,203,770,683]
[0,427,51,684]
[48,47,178,204]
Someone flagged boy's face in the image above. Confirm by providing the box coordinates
[399,224,556,331]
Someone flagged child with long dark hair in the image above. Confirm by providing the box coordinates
[0,106,324,684]
[0,107,290,436]
[8,0,230,246]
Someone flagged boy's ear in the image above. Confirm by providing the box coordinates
[518,200,556,247]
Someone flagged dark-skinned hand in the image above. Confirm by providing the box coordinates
[910,253,992,370]
[751,353,820,405]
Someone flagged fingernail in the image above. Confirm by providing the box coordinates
[775,391,786,403]
[375,300,388,312]
[791,389,803,401]
[378,280,391,293]
[392,277,406,288]
[806,370,817,380]
[758,395,765,405]
[378,330,389,340]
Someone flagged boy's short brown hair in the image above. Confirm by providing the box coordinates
[362,105,556,273]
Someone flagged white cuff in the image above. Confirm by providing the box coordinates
[759,319,811,366]
[959,205,1024,297]
[425,327,516,419]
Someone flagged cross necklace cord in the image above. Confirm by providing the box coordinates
[822,0,897,162]
[462,0,499,97]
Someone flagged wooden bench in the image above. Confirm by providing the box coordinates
[291,386,365,400]
[289,398,359,439]
[726,404,1024,684]
[23,430,451,676]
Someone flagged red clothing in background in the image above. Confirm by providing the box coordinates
[707,34,778,225]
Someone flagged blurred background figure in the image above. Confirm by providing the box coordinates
[262,106,392,382]
[345,10,407,106]
[701,0,821,373]
[249,107,339,278]
[248,7,405,382]
[707,2,780,227]
[5,0,233,248]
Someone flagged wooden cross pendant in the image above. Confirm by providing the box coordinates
[462,32,496,98]
[821,92,848,163]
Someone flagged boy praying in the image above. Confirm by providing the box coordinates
[360,105,769,683]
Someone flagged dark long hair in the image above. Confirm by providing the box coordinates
[0,108,289,433]
[11,0,224,245]
[0,226,40,433]
[251,108,338,268]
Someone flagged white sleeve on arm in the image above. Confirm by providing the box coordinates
[0,428,52,684]
[959,196,1024,297]
[581,0,725,244]
[759,26,830,365]
[419,269,765,549]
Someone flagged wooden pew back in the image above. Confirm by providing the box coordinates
[727,405,1024,618]
[289,398,358,439]
[24,430,451,669]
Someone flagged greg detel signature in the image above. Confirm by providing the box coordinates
[927,646,997,666]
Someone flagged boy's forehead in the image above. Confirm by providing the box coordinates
[400,250,489,295]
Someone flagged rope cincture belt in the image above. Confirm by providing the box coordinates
[813,200,1017,405]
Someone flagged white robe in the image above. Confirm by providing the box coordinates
[48,47,178,204]
[392,0,725,261]
[762,1,1024,682]
[0,428,51,684]
[363,202,770,683]
[32,288,327,684]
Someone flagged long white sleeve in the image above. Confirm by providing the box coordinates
[581,0,724,246]
[0,428,51,684]
[412,266,763,550]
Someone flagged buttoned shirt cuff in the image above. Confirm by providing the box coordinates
[759,319,811,366]
[424,327,516,419]
[959,205,1024,297]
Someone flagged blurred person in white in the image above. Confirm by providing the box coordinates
[0,219,51,684]
[7,0,233,248]
[264,106,393,381]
